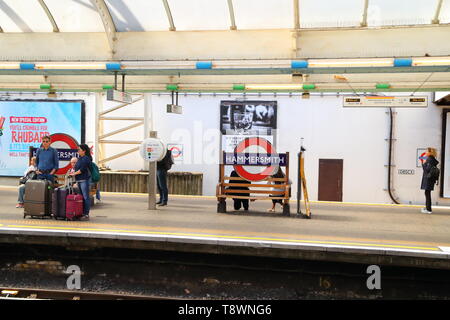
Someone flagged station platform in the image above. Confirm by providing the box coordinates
[1,185,450,269]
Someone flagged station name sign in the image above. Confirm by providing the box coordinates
[343,96,428,108]
[224,153,287,166]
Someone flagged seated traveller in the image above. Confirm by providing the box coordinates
[267,167,285,213]
[227,170,250,211]
[64,157,79,191]
[16,156,37,208]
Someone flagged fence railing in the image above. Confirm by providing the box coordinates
[98,171,203,195]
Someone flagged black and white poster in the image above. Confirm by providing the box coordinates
[220,100,277,152]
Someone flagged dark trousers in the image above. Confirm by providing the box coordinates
[425,190,432,212]
[157,169,168,204]
[233,199,249,210]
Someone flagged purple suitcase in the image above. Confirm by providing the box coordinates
[52,187,68,220]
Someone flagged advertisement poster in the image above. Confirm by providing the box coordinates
[220,100,277,152]
[0,100,84,176]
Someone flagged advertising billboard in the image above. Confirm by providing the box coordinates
[0,100,85,176]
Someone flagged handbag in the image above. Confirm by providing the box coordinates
[19,171,37,185]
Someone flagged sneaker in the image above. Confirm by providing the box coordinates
[158,202,167,207]
[16,203,24,208]
[79,215,90,221]
[421,208,432,214]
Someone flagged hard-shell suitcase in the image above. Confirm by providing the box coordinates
[52,187,68,220]
[66,192,84,221]
[24,179,52,218]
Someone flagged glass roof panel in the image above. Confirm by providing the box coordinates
[233,0,293,29]
[299,0,363,28]
[368,0,439,26]
[0,0,53,32]
[169,0,230,31]
[45,0,105,32]
[105,0,169,32]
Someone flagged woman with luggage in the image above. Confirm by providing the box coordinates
[16,156,37,208]
[69,144,92,220]
[421,147,439,214]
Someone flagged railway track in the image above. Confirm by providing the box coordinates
[0,287,179,300]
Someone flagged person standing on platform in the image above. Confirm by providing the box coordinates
[70,144,92,220]
[156,149,174,207]
[35,135,59,184]
[421,147,439,214]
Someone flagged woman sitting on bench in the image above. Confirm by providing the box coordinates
[267,167,286,212]
[228,170,250,211]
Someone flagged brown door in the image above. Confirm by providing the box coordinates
[318,159,343,202]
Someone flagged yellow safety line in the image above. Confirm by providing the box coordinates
[4,224,440,252]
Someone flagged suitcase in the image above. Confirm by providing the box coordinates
[24,180,52,218]
[66,192,84,221]
[52,187,68,220]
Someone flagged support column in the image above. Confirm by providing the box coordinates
[143,93,153,171]
[94,92,105,165]
[148,131,158,211]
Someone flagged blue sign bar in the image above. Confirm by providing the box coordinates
[31,148,79,161]
[224,153,287,166]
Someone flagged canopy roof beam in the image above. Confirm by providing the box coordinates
[361,0,369,27]
[93,0,117,55]
[37,0,59,32]
[162,0,176,31]
[432,0,444,24]
[227,0,237,30]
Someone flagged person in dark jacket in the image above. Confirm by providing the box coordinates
[227,170,250,211]
[156,149,174,206]
[267,167,285,212]
[421,147,439,214]
[69,144,92,220]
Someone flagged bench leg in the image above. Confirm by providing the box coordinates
[217,200,226,213]
[282,203,290,216]
[217,199,227,213]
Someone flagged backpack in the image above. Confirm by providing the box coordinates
[164,150,174,171]
[427,166,440,181]
[90,162,101,183]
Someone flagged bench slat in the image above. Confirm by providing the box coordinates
[224,189,285,194]
[223,177,286,182]
[218,195,287,200]
[223,183,290,188]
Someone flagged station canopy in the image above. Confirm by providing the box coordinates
[0,0,449,32]
[0,0,450,93]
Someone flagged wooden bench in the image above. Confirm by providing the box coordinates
[216,175,291,216]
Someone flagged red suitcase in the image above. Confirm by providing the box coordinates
[66,193,84,221]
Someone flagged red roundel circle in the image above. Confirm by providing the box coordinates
[420,152,427,164]
[49,133,80,175]
[233,137,279,182]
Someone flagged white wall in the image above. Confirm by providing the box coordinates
[4,91,448,206]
